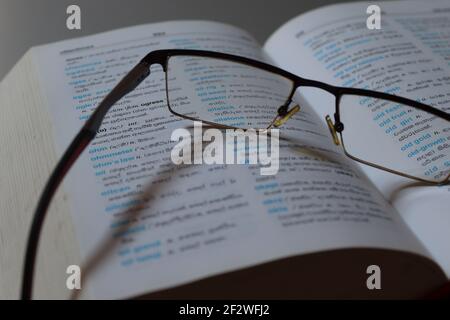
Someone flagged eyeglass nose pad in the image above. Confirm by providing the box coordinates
[273,104,301,128]
[325,115,340,146]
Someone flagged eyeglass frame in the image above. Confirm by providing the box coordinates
[21,49,450,299]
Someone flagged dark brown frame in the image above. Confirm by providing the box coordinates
[21,49,450,300]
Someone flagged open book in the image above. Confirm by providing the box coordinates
[1,0,449,299]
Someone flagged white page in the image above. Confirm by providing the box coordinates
[34,20,432,299]
[265,0,450,276]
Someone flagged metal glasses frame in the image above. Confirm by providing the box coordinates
[21,49,450,299]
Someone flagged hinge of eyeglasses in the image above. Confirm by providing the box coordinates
[325,115,340,145]
[273,105,301,127]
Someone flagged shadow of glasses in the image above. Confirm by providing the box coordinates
[69,124,343,299]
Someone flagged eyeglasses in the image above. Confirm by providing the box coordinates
[21,49,450,299]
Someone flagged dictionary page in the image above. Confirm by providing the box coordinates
[265,0,450,276]
[34,20,435,299]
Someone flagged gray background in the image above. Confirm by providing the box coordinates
[0,0,363,81]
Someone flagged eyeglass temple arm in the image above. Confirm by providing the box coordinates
[84,61,151,133]
[21,60,151,300]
